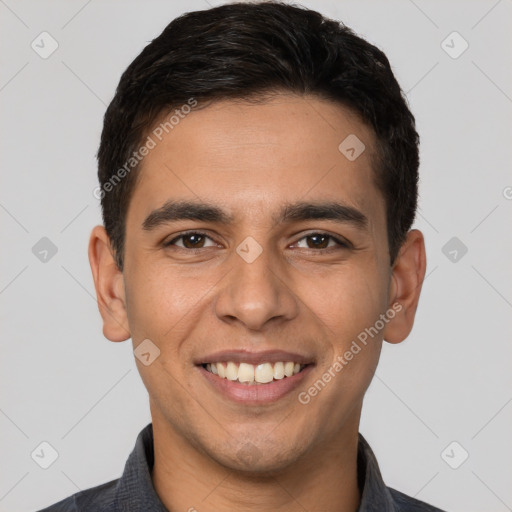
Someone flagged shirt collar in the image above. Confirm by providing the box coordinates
[114,423,167,511]
[114,423,398,511]
[356,433,398,511]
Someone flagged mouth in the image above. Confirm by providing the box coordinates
[196,350,314,403]
[201,361,308,385]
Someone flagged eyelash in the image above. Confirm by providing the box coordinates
[164,230,350,252]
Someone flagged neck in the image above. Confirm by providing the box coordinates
[151,412,361,512]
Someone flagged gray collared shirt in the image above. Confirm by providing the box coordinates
[37,423,446,511]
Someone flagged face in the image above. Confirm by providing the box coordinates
[91,94,423,472]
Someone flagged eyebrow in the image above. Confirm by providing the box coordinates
[142,199,368,231]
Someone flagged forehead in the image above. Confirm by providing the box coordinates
[128,94,385,228]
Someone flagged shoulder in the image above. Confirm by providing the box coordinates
[36,478,119,512]
[388,487,447,512]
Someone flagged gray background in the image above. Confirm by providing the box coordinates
[1,1,511,511]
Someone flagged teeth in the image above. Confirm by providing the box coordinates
[204,361,305,384]
[273,361,285,379]
[238,363,254,383]
[284,362,295,377]
[226,361,238,381]
[255,363,274,383]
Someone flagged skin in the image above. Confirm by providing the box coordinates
[89,94,426,512]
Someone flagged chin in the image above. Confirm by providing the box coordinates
[210,436,309,475]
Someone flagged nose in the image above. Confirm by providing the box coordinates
[214,242,299,331]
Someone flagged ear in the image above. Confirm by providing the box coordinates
[88,225,131,342]
[382,229,426,344]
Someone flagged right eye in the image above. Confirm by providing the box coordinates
[164,231,218,249]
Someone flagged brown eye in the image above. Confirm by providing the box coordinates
[165,232,216,249]
[294,233,348,250]
[306,234,330,249]
[181,234,205,248]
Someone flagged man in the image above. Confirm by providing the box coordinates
[40,1,445,510]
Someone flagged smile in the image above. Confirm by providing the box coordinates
[203,361,306,385]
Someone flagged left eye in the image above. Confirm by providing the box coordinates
[294,233,346,250]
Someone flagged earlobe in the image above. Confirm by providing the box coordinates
[88,225,131,342]
[383,229,426,344]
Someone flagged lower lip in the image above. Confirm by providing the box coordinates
[198,365,313,404]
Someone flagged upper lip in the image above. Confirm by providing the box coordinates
[195,350,314,366]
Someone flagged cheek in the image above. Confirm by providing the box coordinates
[124,260,214,342]
[123,267,205,422]
[300,263,387,401]
[303,265,388,345]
